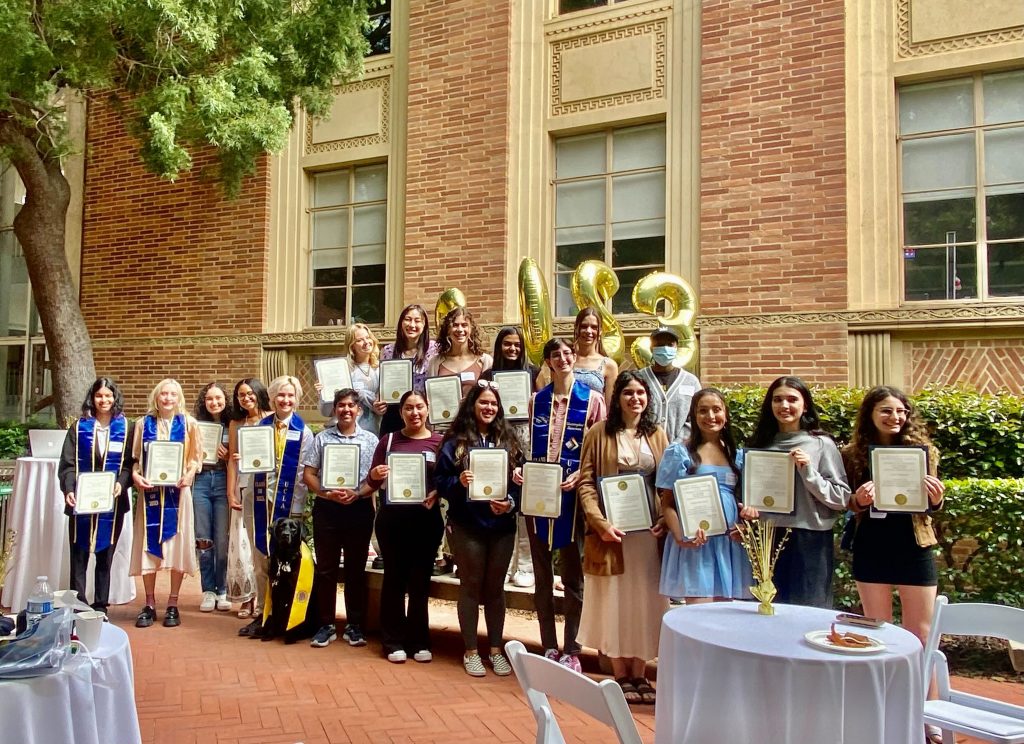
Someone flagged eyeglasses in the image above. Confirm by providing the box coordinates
[477,380,499,391]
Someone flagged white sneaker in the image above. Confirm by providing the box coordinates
[387,650,407,663]
[413,650,432,663]
[215,594,231,612]
[512,571,535,588]
[199,591,216,612]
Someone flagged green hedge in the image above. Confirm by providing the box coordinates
[0,421,31,460]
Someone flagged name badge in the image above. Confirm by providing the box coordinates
[424,451,436,463]
[459,371,476,382]
[221,432,230,444]
[724,472,738,487]
[286,430,301,442]
[109,441,124,453]
[679,385,696,396]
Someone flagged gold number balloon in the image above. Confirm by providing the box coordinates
[517,258,553,367]
[630,271,699,370]
[570,260,625,364]
[435,288,467,330]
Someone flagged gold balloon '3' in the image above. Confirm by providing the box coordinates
[630,271,699,369]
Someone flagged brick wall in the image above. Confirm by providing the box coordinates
[401,0,512,324]
[698,0,848,383]
[906,338,1024,394]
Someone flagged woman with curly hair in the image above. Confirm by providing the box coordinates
[427,306,492,396]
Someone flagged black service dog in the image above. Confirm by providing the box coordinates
[258,517,320,644]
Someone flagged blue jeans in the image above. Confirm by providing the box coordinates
[193,469,229,594]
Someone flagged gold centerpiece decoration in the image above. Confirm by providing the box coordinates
[736,519,790,616]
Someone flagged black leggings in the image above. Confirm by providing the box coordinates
[448,522,516,651]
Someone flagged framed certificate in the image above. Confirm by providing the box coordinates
[599,473,653,533]
[75,471,116,515]
[742,449,796,514]
[315,357,353,403]
[520,462,563,518]
[673,475,728,539]
[492,371,531,420]
[237,426,275,474]
[321,443,360,489]
[870,445,928,513]
[425,376,462,426]
[468,448,508,501]
[196,422,223,466]
[379,359,413,403]
[145,441,184,486]
[386,453,426,504]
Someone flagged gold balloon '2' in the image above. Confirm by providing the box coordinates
[570,260,625,364]
[435,288,467,330]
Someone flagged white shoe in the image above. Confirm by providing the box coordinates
[199,591,216,612]
[387,650,407,663]
[215,594,231,612]
[413,650,432,663]
[512,571,535,588]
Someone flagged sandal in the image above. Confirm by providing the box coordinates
[616,677,641,705]
[237,600,253,619]
[633,677,656,705]
[924,724,943,744]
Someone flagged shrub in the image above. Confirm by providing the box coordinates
[0,421,30,460]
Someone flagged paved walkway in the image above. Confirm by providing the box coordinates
[110,575,1018,744]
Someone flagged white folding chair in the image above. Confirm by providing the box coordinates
[922,596,1024,744]
[504,640,643,744]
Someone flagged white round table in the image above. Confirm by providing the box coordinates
[1,457,135,611]
[0,623,142,743]
[655,602,924,744]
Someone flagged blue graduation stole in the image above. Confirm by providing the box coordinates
[73,414,127,553]
[530,381,592,550]
[142,414,186,558]
[253,413,304,557]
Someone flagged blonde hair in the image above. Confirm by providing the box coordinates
[268,375,303,403]
[147,378,187,415]
[346,323,380,367]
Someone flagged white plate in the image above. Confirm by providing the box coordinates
[804,629,886,654]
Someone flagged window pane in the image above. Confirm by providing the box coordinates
[899,78,973,135]
[311,288,346,327]
[29,342,53,423]
[365,1,391,56]
[353,204,386,245]
[612,233,665,267]
[987,242,1024,297]
[987,192,1024,240]
[351,285,386,324]
[903,197,976,245]
[555,180,605,227]
[313,171,350,207]
[612,172,664,222]
[556,134,605,179]
[901,134,976,194]
[554,272,578,317]
[611,267,664,314]
[903,245,978,301]
[1,167,26,227]
[556,237,604,270]
[983,70,1024,125]
[613,124,667,171]
[985,128,1024,185]
[559,0,607,14]
[352,243,386,284]
[0,344,25,419]
[354,164,387,202]
[0,230,31,336]
[312,210,349,250]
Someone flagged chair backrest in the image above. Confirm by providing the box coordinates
[505,640,643,744]
[923,596,1024,680]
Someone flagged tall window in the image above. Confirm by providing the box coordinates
[558,0,634,14]
[309,164,387,326]
[899,70,1024,301]
[365,1,391,56]
[554,123,666,316]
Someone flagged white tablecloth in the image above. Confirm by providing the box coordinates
[655,602,924,744]
[0,623,142,744]
[2,457,135,611]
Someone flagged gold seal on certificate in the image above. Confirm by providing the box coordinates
[468,448,508,501]
[75,471,117,514]
[599,473,653,533]
[492,371,531,421]
[196,422,223,466]
[520,462,563,518]
[742,449,795,514]
[237,426,275,474]
[425,376,462,426]
[379,359,413,404]
[673,475,728,539]
[870,445,928,513]
[315,357,353,403]
[321,443,360,492]
[145,441,185,486]
[387,453,426,504]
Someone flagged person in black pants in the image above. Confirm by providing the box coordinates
[302,388,380,648]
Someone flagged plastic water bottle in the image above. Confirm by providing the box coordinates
[26,575,54,628]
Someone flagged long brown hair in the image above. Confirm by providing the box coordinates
[573,307,607,357]
[685,388,741,480]
[843,386,937,486]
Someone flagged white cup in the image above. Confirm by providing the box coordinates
[76,610,106,650]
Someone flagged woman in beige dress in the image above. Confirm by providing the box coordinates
[130,378,202,628]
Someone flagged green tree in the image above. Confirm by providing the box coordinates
[0,0,372,419]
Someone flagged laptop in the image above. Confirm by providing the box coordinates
[28,429,63,459]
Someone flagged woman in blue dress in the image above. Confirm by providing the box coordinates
[656,388,755,603]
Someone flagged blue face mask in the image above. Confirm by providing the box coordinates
[652,345,677,366]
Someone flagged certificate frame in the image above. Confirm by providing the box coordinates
[386,452,427,505]
[520,461,564,519]
[321,443,361,489]
[145,441,184,486]
[673,475,729,539]
[492,371,531,420]
[315,357,353,403]
[378,359,414,404]
[599,472,653,533]
[196,422,223,466]
[424,375,463,426]
[468,448,508,501]
[237,426,275,474]
[741,449,796,515]
[74,471,117,515]
[869,445,929,513]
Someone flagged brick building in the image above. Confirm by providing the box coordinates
[2,0,1023,418]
